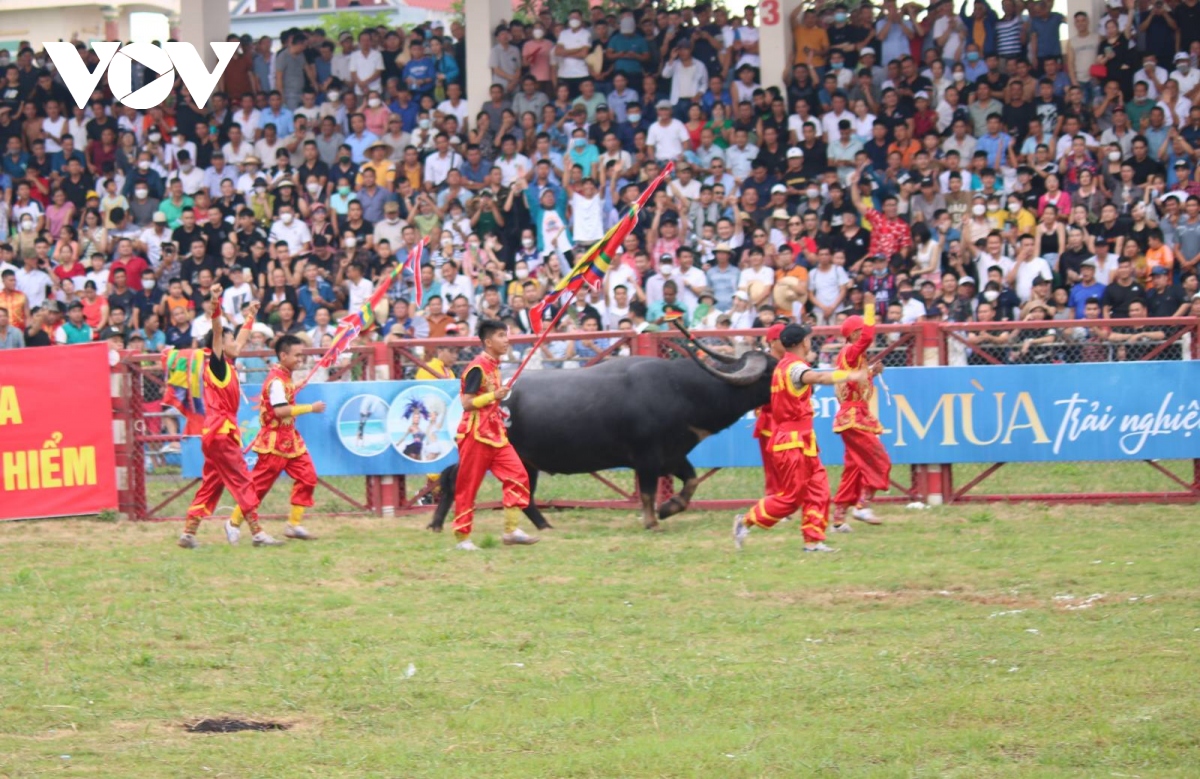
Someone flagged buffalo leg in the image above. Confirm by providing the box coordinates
[521,466,553,530]
[427,463,458,532]
[657,459,699,520]
[634,464,662,531]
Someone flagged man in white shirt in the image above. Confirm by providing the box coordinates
[807,247,851,325]
[221,267,255,325]
[555,11,592,92]
[493,135,531,186]
[820,93,854,142]
[673,247,709,311]
[221,125,252,166]
[1170,52,1200,95]
[330,32,355,84]
[646,101,690,161]
[423,133,463,187]
[972,232,1015,279]
[1008,234,1055,301]
[348,32,384,95]
[660,43,708,113]
[569,179,605,245]
[41,100,67,154]
[1133,53,1169,100]
[268,205,313,255]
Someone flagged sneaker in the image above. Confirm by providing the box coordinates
[501,528,539,546]
[252,532,284,547]
[177,533,198,549]
[284,525,316,540]
[852,507,882,525]
[224,520,240,545]
[455,539,479,551]
[803,542,837,553]
[732,514,750,550]
[831,522,853,534]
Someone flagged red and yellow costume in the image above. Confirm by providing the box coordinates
[832,313,891,515]
[247,365,318,513]
[753,405,780,495]
[743,352,831,542]
[452,353,530,538]
[185,353,263,534]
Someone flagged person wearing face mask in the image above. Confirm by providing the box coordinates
[556,11,593,98]
[268,204,313,256]
[122,153,165,200]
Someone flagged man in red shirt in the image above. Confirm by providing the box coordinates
[110,237,150,284]
[733,324,868,553]
[850,164,912,259]
[226,334,326,543]
[451,319,538,550]
[179,289,282,549]
[831,302,890,530]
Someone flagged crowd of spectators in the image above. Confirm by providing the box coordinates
[0,0,1198,373]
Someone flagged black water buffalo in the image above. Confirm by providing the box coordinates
[428,344,775,532]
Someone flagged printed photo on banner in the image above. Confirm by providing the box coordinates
[337,395,391,457]
[387,386,462,464]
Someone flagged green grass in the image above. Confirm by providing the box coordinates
[1,472,1198,778]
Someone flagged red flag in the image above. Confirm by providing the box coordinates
[406,240,425,308]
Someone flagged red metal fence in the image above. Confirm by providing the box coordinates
[112,317,1200,521]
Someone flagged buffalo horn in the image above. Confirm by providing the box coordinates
[691,349,770,386]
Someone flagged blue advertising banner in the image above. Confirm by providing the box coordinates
[184,363,1200,477]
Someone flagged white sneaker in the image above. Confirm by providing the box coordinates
[284,525,316,540]
[831,522,853,534]
[501,528,539,546]
[252,532,284,547]
[732,514,750,550]
[177,533,198,549]
[852,507,882,525]
[455,539,479,551]
[224,520,240,545]
[804,542,837,553]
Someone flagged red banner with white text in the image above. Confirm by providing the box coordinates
[0,343,118,520]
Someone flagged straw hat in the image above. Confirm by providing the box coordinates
[773,277,805,310]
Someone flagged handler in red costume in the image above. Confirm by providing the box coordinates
[226,334,327,544]
[451,319,538,551]
[831,296,890,529]
[180,292,283,549]
[732,324,868,552]
[753,323,787,495]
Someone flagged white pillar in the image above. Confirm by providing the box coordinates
[465,0,508,117]
[760,0,805,103]
[178,0,230,69]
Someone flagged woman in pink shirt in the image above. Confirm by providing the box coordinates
[44,188,76,242]
[362,90,390,137]
[523,25,554,90]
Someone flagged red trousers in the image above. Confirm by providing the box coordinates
[745,447,830,542]
[187,434,259,520]
[758,434,781,495]
[452,437,530,537]
[833,427,892,508]
[250,451,318,507]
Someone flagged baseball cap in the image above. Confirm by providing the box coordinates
[771,208,789,220]
[1151,266,1169,276]
[771,184,787,194]
[1081,257,1098,268]
[656,99,672,110]
[1033,274,1052,285]
[67,300,83,310]
[152,212,167,223]
[1175,159,1190,168]
[958,276,976,286]
[766,322,786,342]
[914,90,930,100]
[659,253,674,263]
[786,147,803,159]
[1176,52,1190,62]
[98,326,124,341]
[714,243,732,254]
[734,290,750,302]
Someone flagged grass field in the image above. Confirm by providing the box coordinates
[1,469,1198,778]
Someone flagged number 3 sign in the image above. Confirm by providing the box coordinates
[761,0,781,26]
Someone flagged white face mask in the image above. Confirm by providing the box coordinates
[806,188,820,199]
[569,18,582,29]
[660,265,673,276]
[172,135,184,146]
[1007,202,1020,213]
[1108,151,1121,161]
[328,91,340,102]
[147,132,161,143]
[134,187,149,199]
[307,182,321,195]
[522,237,535,248]
[255,185,267,195]
[418,118,431,129]
[142,279,155,291]
[953,72,965,81]
[368,97,382,108]
[281,212,294,224]
[137,160,150,171]
[984,289,999,302]
[972,204,986,216]
[516,268,529,279]
[344,236,357,249]
[533,28,545,39]
[20,219,33,231]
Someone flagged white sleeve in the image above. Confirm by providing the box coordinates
[267,378,288,407]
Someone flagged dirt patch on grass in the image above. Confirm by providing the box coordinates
[738,586,1043,610]
[185,718,290,733]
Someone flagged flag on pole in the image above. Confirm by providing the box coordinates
[529,162,674,333]
[405,238,425,308]
[303,237,428,384]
